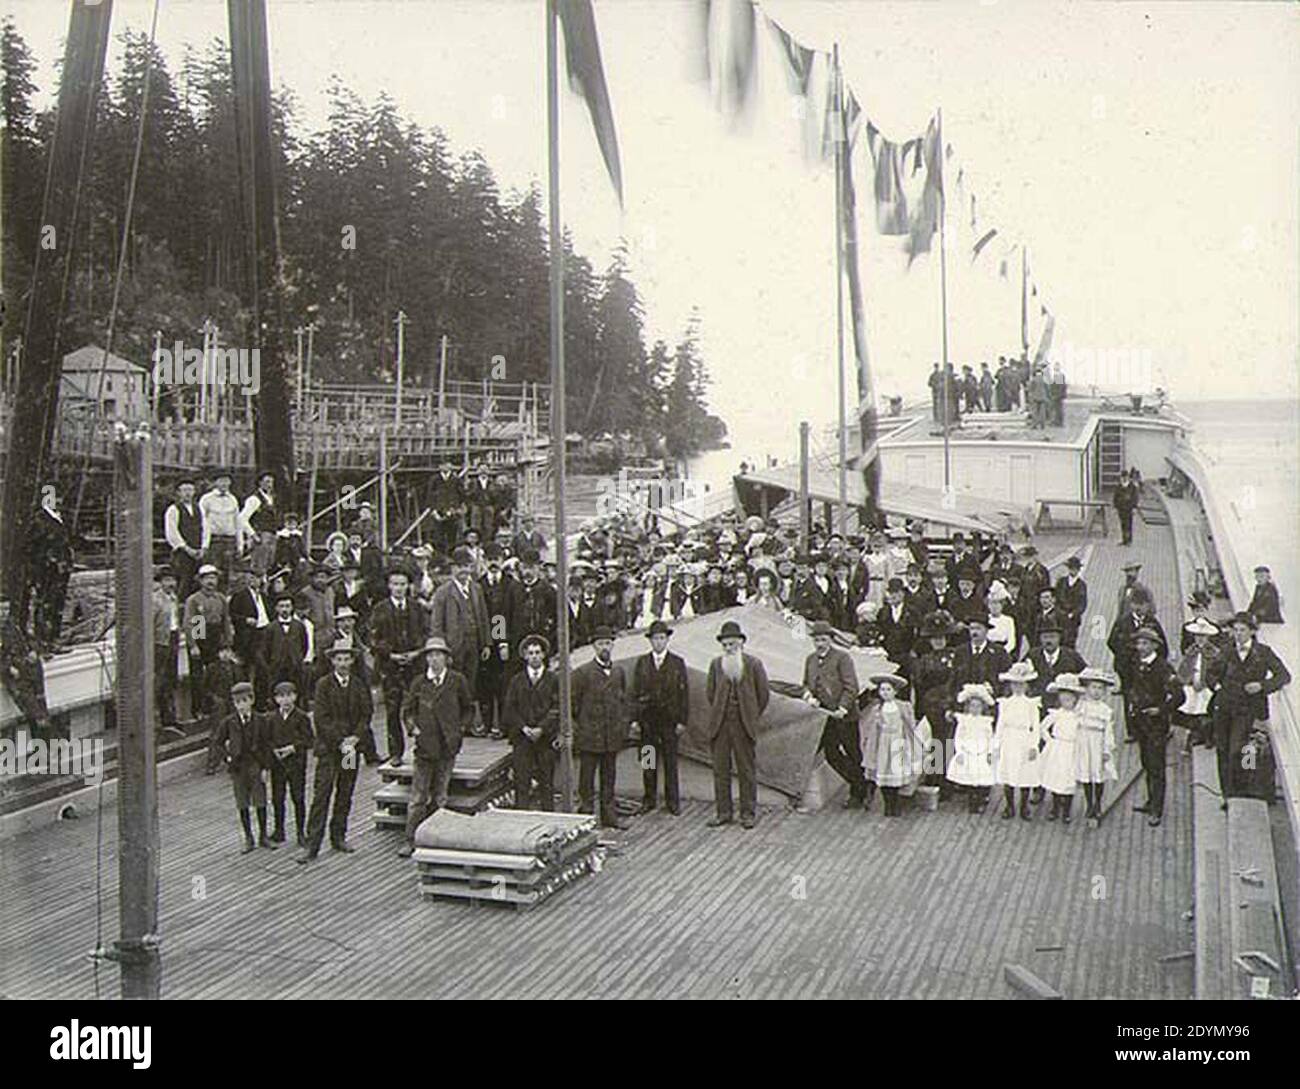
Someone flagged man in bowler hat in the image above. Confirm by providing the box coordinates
[705,620,770,829]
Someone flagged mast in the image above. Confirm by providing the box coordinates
[0,0,113,621]
[227,0,294,490]
[546,0,575,811]
[832,45,848,535]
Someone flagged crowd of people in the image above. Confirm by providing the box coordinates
[153,456,1294,861]
[927,355,1068,430]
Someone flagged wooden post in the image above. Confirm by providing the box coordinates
[799,421,811,552]
[379,425,389,552]
[305,429,319,555]
[114,425,161,999]
[438,333,448,411]
[832,44,848,536]
[294,325,304,414]
[394,310,407,425]
[151,330,163,419]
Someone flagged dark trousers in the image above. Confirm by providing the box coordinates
[171,548,199,601]
[819,714,868,801]
[478,649,507,731]
[710,704,756,822]
[304,752,358,854]
[578,750,619,825]
[270,752,308,836]
[405,750,456,844]
[190,643,221,717]
[1117,507,1135,544]
[1216,710,1275,801]
[641,723,680,809]
[380,670,412,762]
[207,535,238,588]
[33,574,69,643]
[155,639,178,728]
[1133,713,1169,815]
[512,737,555,810]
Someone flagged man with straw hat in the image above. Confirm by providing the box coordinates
[397,636,476,858]
[705,620,770,829]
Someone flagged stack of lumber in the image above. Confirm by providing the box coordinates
[373,737,514,829]
[412,808,602,911]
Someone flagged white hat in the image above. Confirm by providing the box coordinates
[1046,672,1083,694]
[1079,666,1118,688]
[999,660,1039,684]
[957,683,995,707]
[1184,617,1219,637]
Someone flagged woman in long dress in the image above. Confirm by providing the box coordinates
[863,533,892,610]
[995,660,1042,820]
[1076,667,1120,828]
[947,683,997,812]
[1038,673,1083,824]
[986,583,1018,659]
[860,672,928,816]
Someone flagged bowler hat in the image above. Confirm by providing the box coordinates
[590,625,615,643]
[1037,613,1062,634]
[809,620,836,638]
[645,620,673,638]
[451,545,474,567]
[1065,556,1082,569]
[1188,590,1211,608]
[716,620,747,643]
[1230,610,1257,630]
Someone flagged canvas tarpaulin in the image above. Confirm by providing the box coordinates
[571,604,894,799]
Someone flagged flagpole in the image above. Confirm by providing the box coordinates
[547,0,575,812]
[833,44,848,534]
[1021,246,1029,357]
[937,107,951,491]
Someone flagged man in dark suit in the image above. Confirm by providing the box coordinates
[507,549,556,662]
[1018,545,1051,606]
[299,640,377,863]
[705,620,770,829]
[1026,616,1087,709]
[397,636,477,857]
[1107,591,1168,740]
[629,620,690,815]
[1055,556,1088,648]
[1211,611,1292,803]
[429,462,464,554]
[264,590,311,696]
[511,514,547,560]
[877,579,919,674]
[1125,628,1184,826]
[1116,561,1152,619]
[503,634,560,811]
[28,484,76,646]
[478,545,513,736]
[955,613,1012,693]
[370,566,429,762]
[1113,469,1141,546]
[571,626,630,829]
[803,620,868,809]
[430,545,491,722]
[227,563,272,708]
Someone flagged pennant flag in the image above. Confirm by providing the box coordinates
[766,13,815,96]
[557,0,624,205]
[1032,310,1056,367]
[971,226,998,262]
[694,0,760,117]
[865,122,909,234]
[904,116,943,262]
[970,192,977,229]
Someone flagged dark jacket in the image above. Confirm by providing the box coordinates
[1124,654,1183,723]
[955,640,1012,693]
[508,577,557,651]
[801,647,859,716]
[211,710,271,774]
[571,659,629,753]
[1248,583,1283,625]
[265,706,314,755]
[1054,574,1089,635]
[705,654,770,741]
[227,587,270,667]
[402,668,475,760]
[370,596,428,677]
[311,671,377,760]
[1212,639,1291,723]
[264,618,310,687]
[503,667,561,743]
[630,651,690,733]
[1026,645,1087,708]
[429,579,490,660]
[877,600,919,670]
[1107,611,1169,682]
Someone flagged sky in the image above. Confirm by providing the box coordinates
[8,0,1299,465]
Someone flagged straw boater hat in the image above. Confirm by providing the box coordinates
[1079,666,1118,688]
[867,670,908,695]
[1122,560,1143,572]
[197,563,219,578]
[1046,673,1083,695]
[957,682,995,707]
[334,606,357,622]
[590,625,615,643]
[999,660,1039,684]
[1185,617,1219,637]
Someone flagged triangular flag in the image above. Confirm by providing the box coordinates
[557,0,624,205]
[972,227,998,262]
[766,13,815,96]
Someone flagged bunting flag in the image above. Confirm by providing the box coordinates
[1033,310,1056,367]
[766,12,815,95]
[557,0,624,205]
[694,0,761,117]
[903,117,943,262]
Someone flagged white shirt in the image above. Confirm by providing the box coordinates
[527,666,545,685]
[652,650,668,670]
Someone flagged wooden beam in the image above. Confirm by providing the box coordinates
[1003,963,1063,1000]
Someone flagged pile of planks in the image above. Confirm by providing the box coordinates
[373,737,515,829]
[412,808,603,911]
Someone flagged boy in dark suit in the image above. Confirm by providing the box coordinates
[266,679,314,846]
[210,681,275,853]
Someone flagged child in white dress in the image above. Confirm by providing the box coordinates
[1039,673,1083,825]
[947,683,997,813]
[995,660,1042,820]
[1077,667,1120,828]
[860,672,924,816]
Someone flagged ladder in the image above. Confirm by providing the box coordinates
[1099,421,1125,489]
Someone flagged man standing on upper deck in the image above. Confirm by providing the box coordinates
[979,362,995,412]
[928,363,943,423]
[240,470,279,578]
[164,478,205,600]
[1112,469,1140,546]
[200,469,244,586]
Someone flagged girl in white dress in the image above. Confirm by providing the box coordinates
[995,660,1042,820]
[1039,673,1083,825]
[947,683,997,813]
[1077,667,1120,828]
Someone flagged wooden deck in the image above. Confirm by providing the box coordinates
[0,518,1199,1000]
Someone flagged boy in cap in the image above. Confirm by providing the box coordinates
[397,636,476,858]
[503,634,560,811]
[630,620,690,815]
[267,680,313,845]
[210,681,275,853]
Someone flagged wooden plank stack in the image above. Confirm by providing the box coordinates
[373,737,515,829]
[412,808,602,911]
